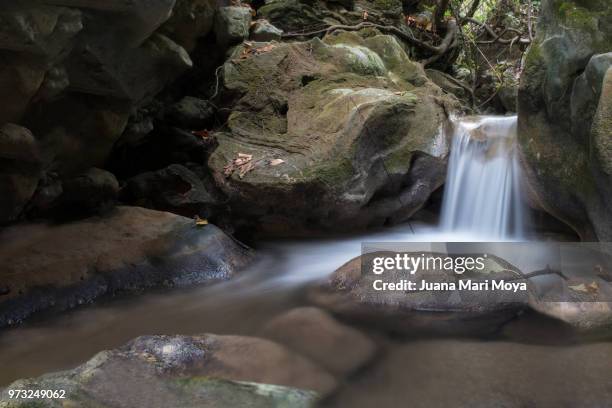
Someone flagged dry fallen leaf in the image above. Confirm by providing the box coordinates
[587,281,599,293]
[236,42,277,60]
[194,215,209,226]
[568,283,587,293]
[192,129,211,139]
[224,152,256,178]
[269,158,285,166]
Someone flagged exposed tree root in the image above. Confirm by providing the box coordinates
[282,19,459,67]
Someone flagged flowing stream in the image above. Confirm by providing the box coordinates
[441,116,525,239]
[0,115,531,385]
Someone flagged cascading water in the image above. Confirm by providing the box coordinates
[440,115,525,239]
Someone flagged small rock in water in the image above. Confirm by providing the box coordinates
[260,307,377,376]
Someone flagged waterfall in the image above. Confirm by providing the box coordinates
[440,116,525,240]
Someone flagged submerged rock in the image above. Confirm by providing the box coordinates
[260,307,377,376]
[210,31,455,235]
[0,206,252,328]
[324,339,612,408]
[0,334,321,408]
[307,252,530,335]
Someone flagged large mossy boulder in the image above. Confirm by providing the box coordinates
[0,206,252,327]
[0,334,323,408]
[517,0,612,240]
[209,30,456,235]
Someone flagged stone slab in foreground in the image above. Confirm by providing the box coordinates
[0,206,252,328]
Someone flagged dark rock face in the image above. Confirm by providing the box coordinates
[517,0,612,240]
[0,124,41,223]
[0,1,194,224]
[0,206,252,328]
[164,96,215,128]
[0,334,322,408]
[58,168,120,214]
[121,164,220,217]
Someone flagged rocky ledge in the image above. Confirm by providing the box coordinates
[0,206,252,328]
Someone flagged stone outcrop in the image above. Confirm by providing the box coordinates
[209,30,456,235]
[0,1,195,223]
[0,206,252,327]
[517,0,612,240]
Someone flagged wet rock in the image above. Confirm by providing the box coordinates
[517,0,612,240]
[0,124,41,223]
[250,19,283,42]
[214,6,252,47]
[165,96,215,128]
[121,164,219,217]
[1,334,320,407]
[307,252,530,336]
[0,206,252,327]
[260,307,377,376]
[209,31,455,235]
[323,339,612,408]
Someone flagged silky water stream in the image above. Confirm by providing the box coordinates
[1,116,610,406]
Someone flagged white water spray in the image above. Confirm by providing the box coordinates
[440,115,525,239]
